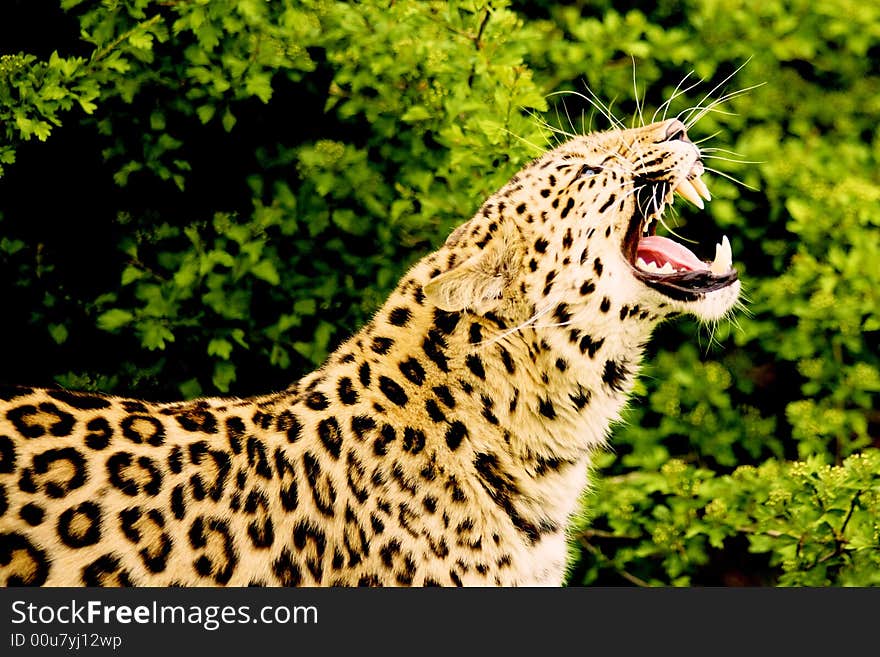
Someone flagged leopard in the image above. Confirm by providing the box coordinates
[0,117,740,587]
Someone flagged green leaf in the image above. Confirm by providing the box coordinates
[48,323,69,344]
[251,260,280,285]
[212,360,236,392]
[207,337,233,360]
[179,378,203,400]
[121,265,146,285]
[96,308,134,332]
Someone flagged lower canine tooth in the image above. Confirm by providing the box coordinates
[709,235,732,274]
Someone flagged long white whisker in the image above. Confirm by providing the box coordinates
[547,89,623,131]
[701,154,763,165]
[631,57,645,129]
[654,71,702,123]
[683,82,766,129]
[703,165,759,191]
[680,58,754,125]
[692,131,723,145]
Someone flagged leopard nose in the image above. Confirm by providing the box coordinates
[664,119,690,143]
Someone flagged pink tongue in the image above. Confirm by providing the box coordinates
[637,236,707,271]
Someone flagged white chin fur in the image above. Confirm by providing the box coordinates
[679,279,741,322]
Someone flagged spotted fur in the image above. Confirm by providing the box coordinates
[0,119,740,586]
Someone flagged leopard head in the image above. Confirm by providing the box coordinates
[424,118,740,328]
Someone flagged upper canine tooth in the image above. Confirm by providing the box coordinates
[676,179,704,209]
[709,235,732,274]
[691,176,711,201]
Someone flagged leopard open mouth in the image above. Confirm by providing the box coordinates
[622,166,739,302]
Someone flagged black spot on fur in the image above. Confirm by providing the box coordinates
[58,502,101,548]
[402,427,426,454]
[171,485,186,520]
[600,296,611,312]
[373,424,396,456]
[371,336,395,354]
[7,403,75,438]
[481,395,499,425]
[399,358,426,386]
[189,518,236,584]
[579,334,605,358]
[570,385,592,410]
[292,519,327,582]
[553,302,571,324]
[603,359,629,391]
[337,377,359,405]
[305,390,330,411]
[422,330,449,372]
[276,410,302,443]
[244,491,274,549]
[47,389,111,410]
[317,417,343,460]
[0,435,16,473]
[0,385,32,402]
[345,451,370,504]
[168,445,183,474]
[106,452,161,497]
[388,306,412,327]
[31,447,87,497]
[433,385,455,408]
[594,258,604,277]
[82,554,132,587]
[468,322,483,345]
[0,532,50,585]
[225,416,245,453]
[252,411,274,430]
[580,280,595,295]
[121,415,165,447]
[175,406,217,434]
[598,194,616,213]
[534,237,548,253]
[84,417,113,450]
[465,354,486,380]
[378,376,408,407]
[121,400,148,413]
[358,361,371,388]
[433,308,460,335]
[19,503,44,526]
[273,550,302,586]
[274,449,299,511]
[303,452,336,517]
[445,421,468,451]
[425,398,446,423]
[538,397,557,420]
[560,196,575,219]
[246,437,272,479]
[351,415,376,440]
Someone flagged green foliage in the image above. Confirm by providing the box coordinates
[1,0,877,585]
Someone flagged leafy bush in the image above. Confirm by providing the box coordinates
[1,0,877,585]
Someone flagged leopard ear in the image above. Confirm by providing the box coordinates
[423,221,523,313]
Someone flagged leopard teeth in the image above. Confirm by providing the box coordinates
[691,176,711,201]
[675,178,704,209]
[636,258,676,274]
[709,235,732,274]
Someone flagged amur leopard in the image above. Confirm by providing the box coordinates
[0,118,740,586]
